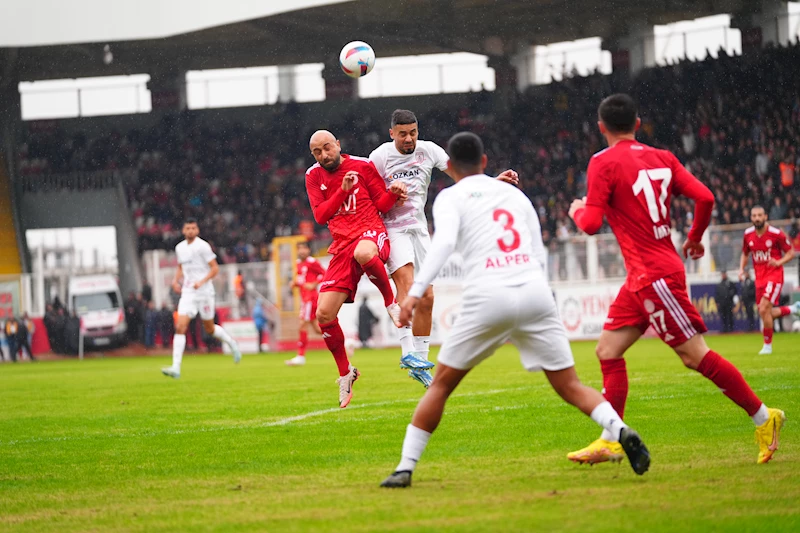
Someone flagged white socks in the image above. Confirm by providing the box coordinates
[212,324,235,349]
[395,424,431,473]
[399,326,415,356]
[752,403,769,426]
[172,334,186,369]
[590,401,628,442]
[413,336,430,361]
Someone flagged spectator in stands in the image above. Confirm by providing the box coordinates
[741,269,757,332]
[158,303,173,348]
[144,301,158,348]
[716,272,737,333]
[358,298,378,347]
[4,317,19,362]
[43,304,58,353]
[52,307,67,354]
[16,316,34,361]
[141,279,152,304]
[125,292,141,344]
[252,298,268,353]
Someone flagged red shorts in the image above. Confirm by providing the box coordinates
[319,230,390,303]
[604,272,707,347]
[299,298,317,321]
[756,278,783,305]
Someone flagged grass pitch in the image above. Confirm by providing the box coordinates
[0,333,798,532]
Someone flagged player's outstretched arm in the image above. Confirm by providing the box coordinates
[305,169,349,224]
[570,198,604,235]
[671,157,714,244]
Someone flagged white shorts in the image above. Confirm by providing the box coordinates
[386,227,431,275]
[437,280,574,372]
[177,293,215,321]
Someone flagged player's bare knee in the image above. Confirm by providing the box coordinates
[175,324,187,335]
[316,308,335,325]
[595,342,620,361]
[353,242,378,265]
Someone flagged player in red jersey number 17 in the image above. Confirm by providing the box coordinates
[568,94,785,466]
[305,130,408,408]
[738,205,799,355]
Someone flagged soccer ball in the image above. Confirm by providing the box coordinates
[339,41,375,78]
[792,320,800,332]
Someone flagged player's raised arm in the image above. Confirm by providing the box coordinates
[570,157,609,235]
[363,162,405,212]
[305,168,348,224]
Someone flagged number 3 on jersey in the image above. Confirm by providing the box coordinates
[493,209,520,252]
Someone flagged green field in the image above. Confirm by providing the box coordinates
[1,334,798,532]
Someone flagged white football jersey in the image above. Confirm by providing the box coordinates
[410,175,547,298]
[369,139,449,231]
[175,237,217,296]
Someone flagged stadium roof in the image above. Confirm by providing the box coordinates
[9,0,757,81]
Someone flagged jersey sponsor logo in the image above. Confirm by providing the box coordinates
[337,189,360,215]
[753,250,771,263]
[388,168,423,182]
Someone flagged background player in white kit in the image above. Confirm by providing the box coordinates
[380,133,650,488]
[369,110,519,387]
[162,218,242,379]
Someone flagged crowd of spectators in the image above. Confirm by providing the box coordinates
[17,41,800,263]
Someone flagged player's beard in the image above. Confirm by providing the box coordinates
[753,220,765,230]
[321,155,341,171]
[401,142,415,155]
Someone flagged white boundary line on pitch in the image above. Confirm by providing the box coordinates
[0,386,538,447]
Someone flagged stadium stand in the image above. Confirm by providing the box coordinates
[16,42,800,263]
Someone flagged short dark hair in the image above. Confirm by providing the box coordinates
[184,217,198,226]
[598,94,638,134]
[447,132,484,171]
[751,205,765,213]
[297,241,310,249]
[391,109,417,128]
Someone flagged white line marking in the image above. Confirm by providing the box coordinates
[0,386,535,446]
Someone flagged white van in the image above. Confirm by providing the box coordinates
[68,275,127,348]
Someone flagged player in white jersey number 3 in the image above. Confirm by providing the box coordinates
[161,218,242,379]
[369,109,519,388]
[380,132,650,488]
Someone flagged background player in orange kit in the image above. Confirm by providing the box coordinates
[738,205,799,355]
[568,94,785,466]
[285,241,326,367]
[305,130,407,408]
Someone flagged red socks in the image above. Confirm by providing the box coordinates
[297,330,308,356]
[362,256,394,307]
[319,319,350,376]
[763,327,773,345]
[600,358,628,419]
[696,350,762,416]
[777,306,791,317]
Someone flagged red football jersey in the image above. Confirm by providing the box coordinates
[305,154,397,254]
[585,140,706,292]
[742,225,791,283]
[295,257,326,301]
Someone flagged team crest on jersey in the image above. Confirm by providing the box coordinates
[766,239,772,247]
[643,299,656,313]
[416,152,425,164]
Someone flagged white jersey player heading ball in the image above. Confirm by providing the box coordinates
[380,132,650,488]
[369,109,519,388]
[161,218,242,379]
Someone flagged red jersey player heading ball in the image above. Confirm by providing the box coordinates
[738,205,798,355]
[305,130,408,408]
[568,93,785,465]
